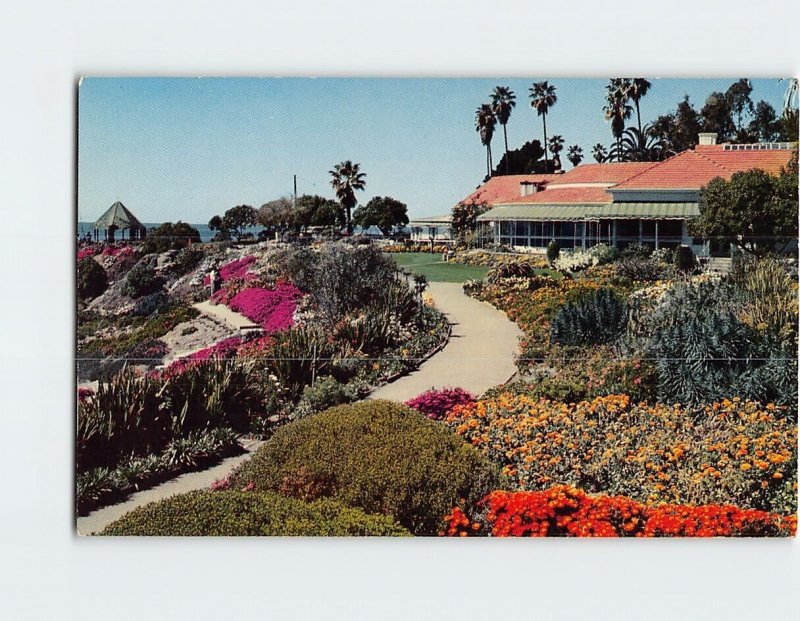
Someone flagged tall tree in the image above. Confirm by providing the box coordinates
[604,81,633,161]
[591,143,607,163]
[490,86,516,174]
[352,196,409,236]
[329,160,366,234]
[548,134,565,170]
[475,103,497,180]
[725,78,755,139]
[651,95,702,153]
[748,100,781,142]
[628,78,652,134]
[567,144,583,167]
[701,91,735,142]
[529,81,558,172]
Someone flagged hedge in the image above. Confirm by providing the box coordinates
[227,400,500,535]
[100,490,409,536]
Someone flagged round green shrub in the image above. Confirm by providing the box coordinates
[77,257,108,300]
[228,400,500,535]
[121,261,165,299]
[99,490,409,536]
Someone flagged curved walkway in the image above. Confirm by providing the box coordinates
[76,439,264,535]
[370,282,522,402]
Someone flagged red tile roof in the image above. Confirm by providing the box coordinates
[613,145,795,190]
[459,174,558,205]
[498,186,612,205]
[548,162,658,185]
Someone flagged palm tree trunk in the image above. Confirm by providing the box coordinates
[503,124,510,174]
[542,114,549,172]
[486,146,491,179]
[488,143,493,176]
[635,100,642,134]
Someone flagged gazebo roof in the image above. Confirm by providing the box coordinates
[92,201,146,231]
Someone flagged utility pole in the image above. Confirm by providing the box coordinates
[293,174,297,209]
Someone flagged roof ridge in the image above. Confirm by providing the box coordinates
[603,158,662,188]
[692,149,735,174]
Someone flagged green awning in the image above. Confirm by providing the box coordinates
[477,202,699,222]
[476,204,601,221]
[592,202,700,218]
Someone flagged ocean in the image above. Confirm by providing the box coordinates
[77,222,264,243]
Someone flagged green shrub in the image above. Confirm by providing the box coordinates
[121,261,165,298]
[99,490,410,536]
[550,288,628,346]
[172,246,204,276]
[590,243,618,265]
[227,400,500,535]
[294,376,355,418]
[77,257,108,300]
[621,242,652,259]
[546,239,560,264]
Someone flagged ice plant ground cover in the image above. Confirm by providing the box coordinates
[227,282,303,331]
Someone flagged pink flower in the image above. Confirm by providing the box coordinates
[227,283,302,332]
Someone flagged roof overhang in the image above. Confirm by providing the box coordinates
[477,202,699,222]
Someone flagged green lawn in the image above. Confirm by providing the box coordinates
[385,253,490,283]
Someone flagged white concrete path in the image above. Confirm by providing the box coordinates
[76,439,263,535]
[370,282,522,402]
[193,300,261,331]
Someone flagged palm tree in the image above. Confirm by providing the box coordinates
[328,160,366,233]
[604,81,633,161]
[607,124,667,162]
[591,143,607,163]
[567,144,583,167]
[529,81,558,172]
[628,78,652,134]
[548,134,565,170]
[475,103,497,179]
[490,86,516,174]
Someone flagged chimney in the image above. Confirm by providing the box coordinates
[698,132,717,146]
[520,181,532,196]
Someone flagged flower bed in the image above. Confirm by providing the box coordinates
[446,393,797,515]
[405,387,475,420]
[443,486,796,537]
[227,282,303,331]
[203,255,257,285]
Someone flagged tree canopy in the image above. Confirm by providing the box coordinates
[693,153,799,256]
[352,196,409,236]
[451,201,489,242]
[143,221,201,253]
[491,139,550,175]
[207,205,258,241]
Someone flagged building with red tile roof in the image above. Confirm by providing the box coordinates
[470,136,796,253]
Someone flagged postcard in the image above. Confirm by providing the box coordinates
[76,77,798,537]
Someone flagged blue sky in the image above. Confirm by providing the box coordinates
[78,77,790,224]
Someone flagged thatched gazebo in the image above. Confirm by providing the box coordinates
[92,201,147,241]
